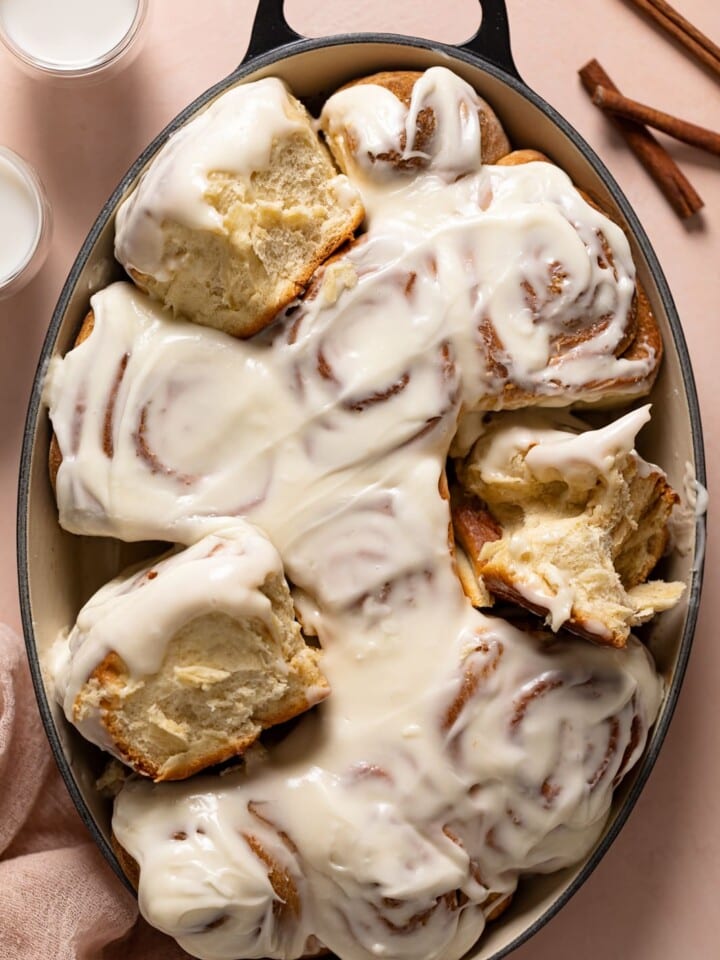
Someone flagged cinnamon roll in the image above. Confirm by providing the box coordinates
[50,522,328,781]
[45,282,301,546]
[452,406,684,645]
[320,67,511,182]
[441,624,662,879]
[114,77,364,339]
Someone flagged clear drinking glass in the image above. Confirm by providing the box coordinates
[0,147,52,299]
[0,0,148,81]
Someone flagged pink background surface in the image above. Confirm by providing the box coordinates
[1,0,718,957]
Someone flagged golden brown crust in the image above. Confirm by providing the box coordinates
[450,490,502,580]
[74,308,97,346]
[111,831,140,890]
[620,282,663,371]
[48,434,62,494]
[48,309,96,493]
[495,149,550,166]
[485,890,513,923]
[342,71,420,109]
[243,831,301,920]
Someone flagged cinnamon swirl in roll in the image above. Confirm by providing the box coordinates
[452,406,684,646]
[50,522,328,781]
[441,623,662,877]
[115,77,364,338]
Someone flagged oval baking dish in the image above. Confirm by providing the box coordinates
[17,1,706,957]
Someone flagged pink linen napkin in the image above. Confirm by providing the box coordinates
[0,623,187,960]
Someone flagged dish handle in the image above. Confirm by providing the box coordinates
[244,0,301,62]
[242,0,522,81]
[459,0,520,81]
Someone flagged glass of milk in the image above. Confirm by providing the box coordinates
[0,148,51,299]
[0,0,147,80]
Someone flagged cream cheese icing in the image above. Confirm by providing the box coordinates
[43,66,672,960]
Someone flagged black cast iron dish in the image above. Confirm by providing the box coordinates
[17,2,706,957]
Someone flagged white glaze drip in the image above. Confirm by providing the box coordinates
[668,460,706,560]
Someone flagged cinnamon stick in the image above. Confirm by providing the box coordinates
[593,86,720,157]
[624,0,720,81]
[579,59,703,219]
